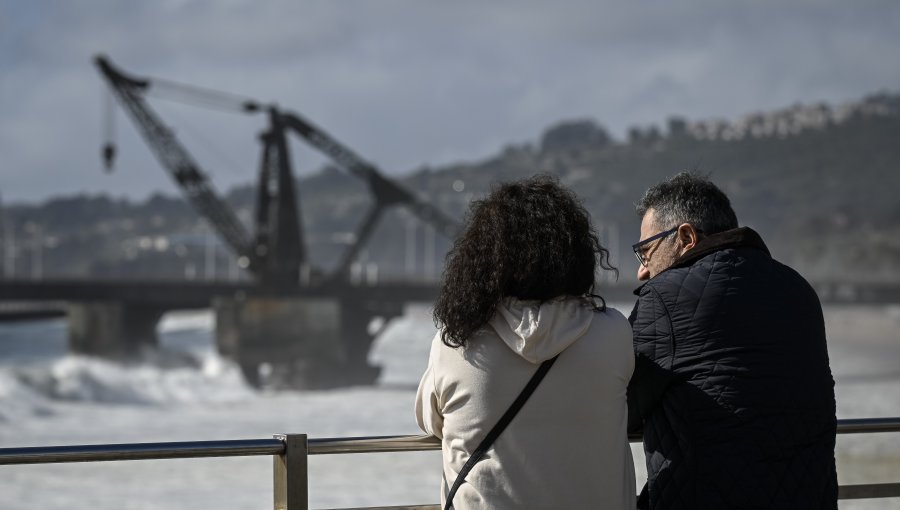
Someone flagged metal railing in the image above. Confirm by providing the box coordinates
[0,417,898,509]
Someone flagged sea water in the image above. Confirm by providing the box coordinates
[0,303,898,509]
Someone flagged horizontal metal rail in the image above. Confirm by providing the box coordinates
[309,434,441,455]
[2,417,895,465]
[834,416,900,434]
[0,417,898,508]
[840,483,900,500]
[321,506,438,510]
[0,438,284,465]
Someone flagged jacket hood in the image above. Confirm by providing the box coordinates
[488,296,595,364]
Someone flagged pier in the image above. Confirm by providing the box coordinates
[0,278,447,388]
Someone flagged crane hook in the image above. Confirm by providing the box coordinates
[102,143,116,172]
[102,87,117,173]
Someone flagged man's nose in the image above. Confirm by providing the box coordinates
[637,264,650,281]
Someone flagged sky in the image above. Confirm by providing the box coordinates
[1,1,899,204]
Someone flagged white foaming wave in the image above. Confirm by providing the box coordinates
[369,304,437,387]
[10,350,254,406]
[158,310,215,333]
[0,370,58,423]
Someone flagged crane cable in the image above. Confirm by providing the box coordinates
[101,73,266,173]
[145,76,263,115]
[158,103,255,181]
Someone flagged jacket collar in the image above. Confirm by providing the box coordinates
[633,227,770,295]
[670,226,770,269]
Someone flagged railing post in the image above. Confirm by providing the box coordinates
[274,433,308,510]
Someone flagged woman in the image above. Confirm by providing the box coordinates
[415,176,636,509]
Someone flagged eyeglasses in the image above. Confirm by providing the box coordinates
[632,226,678,266]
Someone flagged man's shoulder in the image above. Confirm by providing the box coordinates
[638,247,756,302]
[638,261,698,298]
[646,247,815,301]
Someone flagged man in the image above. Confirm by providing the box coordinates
[627,172,837,509]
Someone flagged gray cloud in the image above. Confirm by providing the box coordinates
[1,1,899,202]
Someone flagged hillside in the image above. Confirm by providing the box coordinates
[3,92,899,284]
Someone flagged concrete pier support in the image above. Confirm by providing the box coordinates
[214,295,398,389]
[68,302,165,357]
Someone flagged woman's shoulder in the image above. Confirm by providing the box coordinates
[581,305,634,353]
[594,303,628,319]
[590,304,630,330]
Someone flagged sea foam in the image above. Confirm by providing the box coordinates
[8,349,253,408]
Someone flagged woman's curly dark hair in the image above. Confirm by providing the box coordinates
[433,175,617,348]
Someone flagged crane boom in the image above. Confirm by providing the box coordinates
[280,113,459,238]
[94,55,258,271]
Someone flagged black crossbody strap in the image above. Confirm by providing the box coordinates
[444,354,560,510]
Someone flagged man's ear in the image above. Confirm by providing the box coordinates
[676,224,699,253]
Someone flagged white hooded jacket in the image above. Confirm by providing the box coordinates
[415,297,636,509]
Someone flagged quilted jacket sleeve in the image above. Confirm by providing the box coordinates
[627,286,677,433]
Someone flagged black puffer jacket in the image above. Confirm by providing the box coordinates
[628,227,837,510]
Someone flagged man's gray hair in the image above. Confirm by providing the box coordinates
[636,172,738,234]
